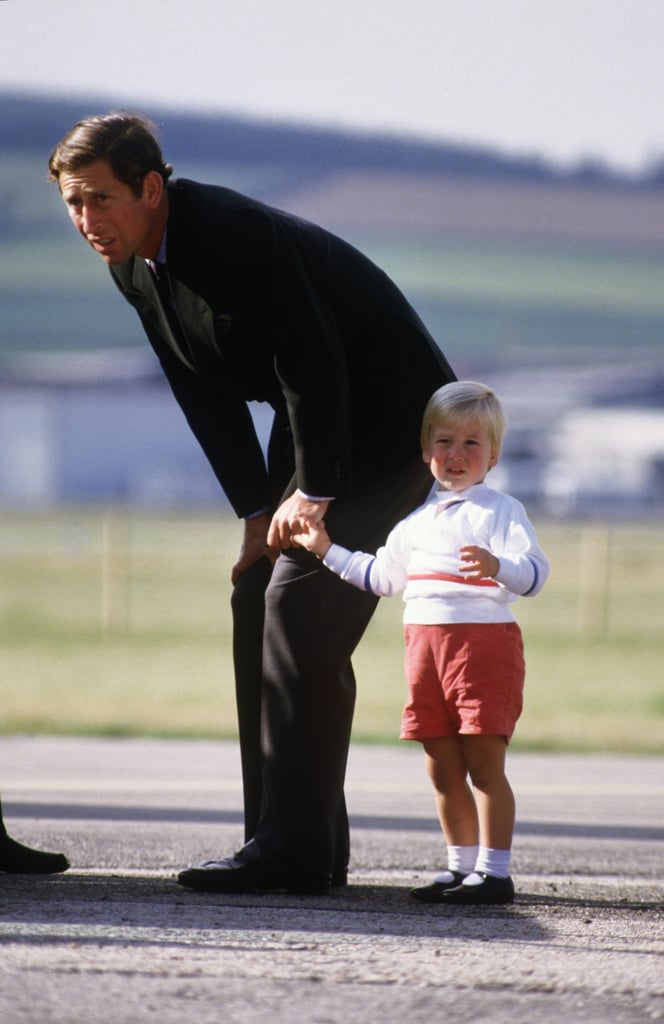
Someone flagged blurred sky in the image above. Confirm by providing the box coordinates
[0,0,662,173]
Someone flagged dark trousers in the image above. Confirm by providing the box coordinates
[231,456,433,875]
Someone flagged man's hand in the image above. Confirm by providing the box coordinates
[458,544,500,580]
[231,512,275,585]
[268,491,330,551]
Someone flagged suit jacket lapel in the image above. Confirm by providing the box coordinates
[126,258,200,373]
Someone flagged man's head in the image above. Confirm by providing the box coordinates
[49,112,172,264]
[48,112,172,196]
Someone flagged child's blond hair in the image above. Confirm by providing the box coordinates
[420,380,507,458]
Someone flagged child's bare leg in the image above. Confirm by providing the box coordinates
[422,735,479,846]
[434,733,517,904]
[462,734,514,851]
[410,736,480,901]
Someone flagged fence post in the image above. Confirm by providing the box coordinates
[101,510,130,634]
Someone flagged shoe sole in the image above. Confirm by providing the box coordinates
[177,872,331,896]
[441,894,515,905]
[440,885,515,905]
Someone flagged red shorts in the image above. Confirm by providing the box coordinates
[401,622,525,742]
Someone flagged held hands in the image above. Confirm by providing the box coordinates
[288,515,332,559]
[458,544,499,581]
[267,491,331,555]
[232,493,331,585]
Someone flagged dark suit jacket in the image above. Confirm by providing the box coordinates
[111,179,455,517]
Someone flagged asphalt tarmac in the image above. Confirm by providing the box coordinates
[0,736,662,1024]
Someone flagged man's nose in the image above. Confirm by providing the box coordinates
[81,204,101,235]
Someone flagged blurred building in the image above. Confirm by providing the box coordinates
[0,352,270,511]
[1,354,662,517]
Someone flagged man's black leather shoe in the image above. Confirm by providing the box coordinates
[177,840,332,895]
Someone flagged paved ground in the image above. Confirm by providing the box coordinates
[0,736,662,1024]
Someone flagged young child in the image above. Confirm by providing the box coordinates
[292,380,549,904]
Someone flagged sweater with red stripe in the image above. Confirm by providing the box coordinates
[322,482,549,625]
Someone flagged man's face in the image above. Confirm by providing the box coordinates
[58,159,164,265]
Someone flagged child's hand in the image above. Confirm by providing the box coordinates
[290,516,332,559]
[458,544,499,580]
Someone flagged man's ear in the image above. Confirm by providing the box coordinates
[142,171,164,208]
[422,448,431,465]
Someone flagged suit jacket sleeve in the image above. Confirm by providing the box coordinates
[212,207,354,498]
[140,320,272,518]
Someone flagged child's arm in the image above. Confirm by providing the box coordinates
[466,506,549,598]
[292,517,408,596]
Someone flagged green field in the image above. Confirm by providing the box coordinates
[1,510,662,754]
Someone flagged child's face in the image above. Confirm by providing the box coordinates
[422,416,498,492]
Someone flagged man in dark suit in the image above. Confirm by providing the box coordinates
[49,112,456,893]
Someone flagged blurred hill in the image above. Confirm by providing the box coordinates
[6,89,663,190]
[1,90,663,374]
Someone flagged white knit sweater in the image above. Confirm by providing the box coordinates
[323,482,549,625]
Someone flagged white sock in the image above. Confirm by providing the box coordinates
[448,845,479,874]
[434,845,478,884]
[473,846,511,879]
[433,870,458,884]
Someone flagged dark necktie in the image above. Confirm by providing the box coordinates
[150,260,173,305]
[148,262,197,371]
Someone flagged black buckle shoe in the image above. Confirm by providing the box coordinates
[409,871,466,903]
[440,873,515,905]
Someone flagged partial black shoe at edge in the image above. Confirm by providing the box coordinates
[0,834,70,875]
[177,840,333,895]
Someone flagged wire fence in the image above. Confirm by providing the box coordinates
[2,508,661,639]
